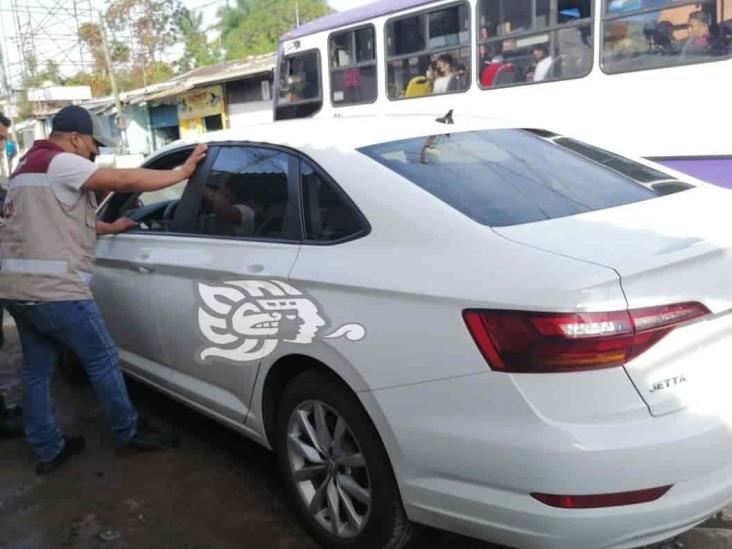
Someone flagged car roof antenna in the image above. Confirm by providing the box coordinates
[436,109,454,125]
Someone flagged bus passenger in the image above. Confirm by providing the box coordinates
[682,11,712,55]
[453,62,470,90]
[433,54,457,94]
[480,43,516,87]
[528,44,554,82]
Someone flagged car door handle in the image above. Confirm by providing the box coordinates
[131,262,155,274]
[247,264,265,274]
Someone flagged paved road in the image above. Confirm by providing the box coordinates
[1,323,731,549]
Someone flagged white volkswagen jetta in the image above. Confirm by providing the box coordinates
[91,114,732,549]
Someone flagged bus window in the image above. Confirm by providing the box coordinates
[275,50,322,120]
[602,0,731,73]
[477,0,593,89]
[386,2,471,100]
[329,25,378,106]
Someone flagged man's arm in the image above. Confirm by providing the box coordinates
[96,218,137,236]
[82,143,207,193]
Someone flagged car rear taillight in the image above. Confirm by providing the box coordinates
[531,485,672,509]
[463,302,709,373]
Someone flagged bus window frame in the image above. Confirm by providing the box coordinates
[599,0,732,75]
[276,48,324,114]
[476,0,595,92]
[384,0,473,102]
[327,23,379,108]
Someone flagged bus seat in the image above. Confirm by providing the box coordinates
[405,76,432,97]
[548,55,565,79]
[493,64,519,86]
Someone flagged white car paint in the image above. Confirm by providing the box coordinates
[95,115,732,549]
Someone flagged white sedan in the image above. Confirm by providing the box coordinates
[91,114,732,549]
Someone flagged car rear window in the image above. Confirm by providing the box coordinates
[359,129,659,227]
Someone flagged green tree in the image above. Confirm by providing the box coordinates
[219,0,332,60]
[217,0,256,39]
[105,0,185,65]
[177,8,218,73]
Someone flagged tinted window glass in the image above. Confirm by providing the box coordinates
[139,178,187,206]
[330,26,378,106]
[386,3,471,100]
[355,27,376,62]
[388,15,426,56]
[552,137,674,183]
[195,147,291,239]
[279,51,320,103]
[302,163,364,241]
[602,0,730,73]
[478,0,593,89]
[359,130,658,227]
[275,50,322,120]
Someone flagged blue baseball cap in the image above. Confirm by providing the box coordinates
[52,105,115,148]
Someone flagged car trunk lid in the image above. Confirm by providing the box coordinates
[493,185,732,416]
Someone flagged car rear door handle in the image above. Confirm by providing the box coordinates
[247,264,265,274]
[131,262,155,274]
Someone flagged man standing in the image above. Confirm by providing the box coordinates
[0,105,207,474]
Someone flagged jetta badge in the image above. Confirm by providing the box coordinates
[649,374,687,393]
[196,279,366,364]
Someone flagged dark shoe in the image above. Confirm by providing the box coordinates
[117,423,180,455]
[35,437,86,475]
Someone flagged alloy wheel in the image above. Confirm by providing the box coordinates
[287,399,372,538]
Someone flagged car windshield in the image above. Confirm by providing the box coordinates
[359,129,662,227]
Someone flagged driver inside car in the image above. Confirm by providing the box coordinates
[200,185,255,237]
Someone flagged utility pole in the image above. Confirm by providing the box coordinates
[295,2,300,27]
[98,12,125,152]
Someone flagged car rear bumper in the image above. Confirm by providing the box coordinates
[368,372,732,549]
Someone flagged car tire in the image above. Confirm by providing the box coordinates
[276,371,415,549]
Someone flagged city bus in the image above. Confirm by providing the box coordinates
[274,0,731,187]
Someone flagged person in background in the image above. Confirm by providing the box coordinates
[528,44,554,82]
[432,54,457,94]
[0,113,10,355]
[0,105,207,475]
[683,11,712,55]
[480,43,517,87]
[5,133,17,173]
[0,112,22,439]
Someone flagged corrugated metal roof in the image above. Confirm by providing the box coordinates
[132,54,276,104]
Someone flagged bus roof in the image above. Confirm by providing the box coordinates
[281,0,435,41]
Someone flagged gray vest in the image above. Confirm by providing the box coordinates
[0,140,97,301]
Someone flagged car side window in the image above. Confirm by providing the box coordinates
[193,146,291,240]
[137,177,187,207]
[301,161,365,242]
[107,162,190,231]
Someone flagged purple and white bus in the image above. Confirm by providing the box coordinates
[275,0,731,188]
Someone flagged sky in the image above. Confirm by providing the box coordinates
[0,0,374,89]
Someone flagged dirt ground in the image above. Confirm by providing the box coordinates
[1,321,731,549]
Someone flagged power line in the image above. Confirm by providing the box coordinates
[2,0,95,87]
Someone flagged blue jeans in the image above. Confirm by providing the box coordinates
[2,299,138,462]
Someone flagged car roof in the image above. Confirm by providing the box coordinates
[147,113,529,162]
